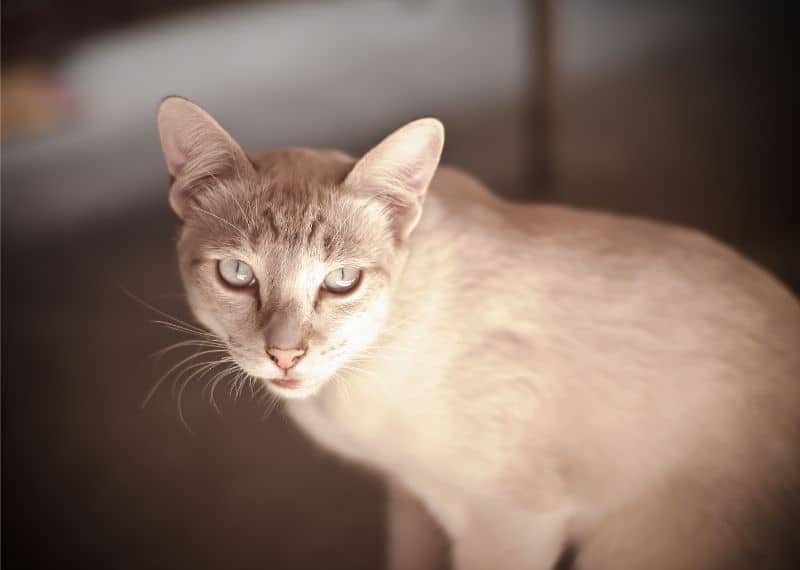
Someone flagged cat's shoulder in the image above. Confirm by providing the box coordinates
[430,165,747,264]
[427,166,798,312]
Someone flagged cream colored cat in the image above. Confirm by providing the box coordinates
[157,96,800,570]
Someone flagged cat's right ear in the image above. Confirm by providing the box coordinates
[345,118,445,241]
[157,96,253,219]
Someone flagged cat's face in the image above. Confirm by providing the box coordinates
[158,97,443,399]
[177,163,399,399]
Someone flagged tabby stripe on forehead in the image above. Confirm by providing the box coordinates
[262,208,280,240]
[307,218,318,245]
[323,233,335,259]
[307,212,325,246]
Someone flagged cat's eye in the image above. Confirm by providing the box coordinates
[218,258,256,288]
[323,267,361,293]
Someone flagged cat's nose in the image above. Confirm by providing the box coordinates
[266,347,306,370]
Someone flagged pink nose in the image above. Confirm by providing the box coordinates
[266,347,306,370]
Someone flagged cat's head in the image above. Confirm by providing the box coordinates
[157,96,444,399]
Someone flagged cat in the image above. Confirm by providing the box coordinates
[157,95,800,570]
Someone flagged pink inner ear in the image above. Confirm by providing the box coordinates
[348,118,444,200]
[407,135,443,196]
[162,130,189,177]
[158,98,228,179]
[402,158,429,196]
[158,97,254,218]
[158,104,197,177]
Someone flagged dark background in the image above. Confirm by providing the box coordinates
[2,1,796,568]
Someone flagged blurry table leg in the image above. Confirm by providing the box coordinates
[527,0,559,198]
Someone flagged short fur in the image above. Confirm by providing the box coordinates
[158,97,800,570]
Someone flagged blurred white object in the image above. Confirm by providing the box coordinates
[2,0,695,239]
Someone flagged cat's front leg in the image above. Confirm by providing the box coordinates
[386,479,450,570]
[451,507,571,570]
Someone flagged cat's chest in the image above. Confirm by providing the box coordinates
[286,384,430,471]
[284,373,471,496]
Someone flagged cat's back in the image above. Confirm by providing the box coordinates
[424,165,800,338]
[412,166,800,539]
[418,165,800,420]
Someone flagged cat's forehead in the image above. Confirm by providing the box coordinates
[250,186,388,264]
[248,147,354,228]
[248,179,349,250]
[190,148,392,263]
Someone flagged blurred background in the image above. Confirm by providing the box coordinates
[1,0,795,568]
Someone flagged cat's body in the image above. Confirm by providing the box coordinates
[289,166,800,569]
[157,97,800,569]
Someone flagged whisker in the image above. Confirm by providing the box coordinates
[144,348,231,408]
[153,320,218,338]
[172,359,227,402]
[209,366,240,413]
[260,387,281,420]
[120,286,210,335]
[145,352,211,408]
[235,372,249,401]
[192,205,251,245]
[175,357,233,432]
[168,350,234,398]
[151,340,226,361]
[200,363,237,409]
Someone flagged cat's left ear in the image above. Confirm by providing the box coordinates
[345,118,444,240]
[157,96,253,219]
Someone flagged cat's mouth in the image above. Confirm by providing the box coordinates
[266,376,324,399]
[271,378,302,389]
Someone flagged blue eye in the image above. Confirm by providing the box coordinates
[218,258,256,287]
[323,268,361,293]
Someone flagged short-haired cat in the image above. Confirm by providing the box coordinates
[157,96,800,570]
